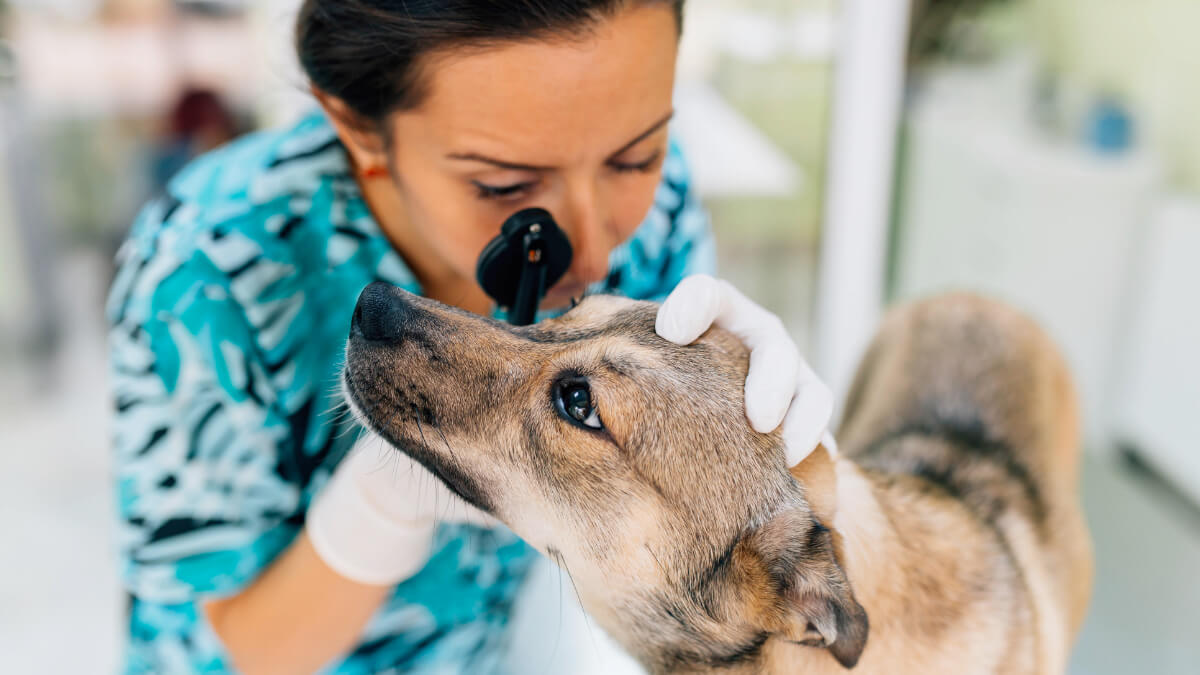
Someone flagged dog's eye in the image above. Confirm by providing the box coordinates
[556,381,603,430]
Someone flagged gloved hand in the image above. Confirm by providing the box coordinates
[656,274,836,466]
[307,430,497,586]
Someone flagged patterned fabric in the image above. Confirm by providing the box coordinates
[106,111,714,674]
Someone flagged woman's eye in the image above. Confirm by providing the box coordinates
[610,149,663,174]
[556,382,603,430]
[473,180,533,201]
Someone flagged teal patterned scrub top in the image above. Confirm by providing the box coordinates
[106,110,715,674]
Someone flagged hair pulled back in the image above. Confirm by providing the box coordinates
[296,0,685,122]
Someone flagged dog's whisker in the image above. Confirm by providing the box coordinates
[411,404,451,520]
[551,548,599,660]
[539,558,566,675]
[433,424,458,463]
[318,401,348,422]
[412,404,431,449]
[363,407,404,476]
[323,408,352,430]
[381,435,397,481]
[326,404,359,440]
[334,422,361,441]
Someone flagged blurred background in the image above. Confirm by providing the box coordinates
[1,0,1197,672]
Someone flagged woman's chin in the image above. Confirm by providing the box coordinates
[541,285,587,312]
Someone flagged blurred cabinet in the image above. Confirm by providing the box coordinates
[892,83,1162,446]
[1112,199,1200,502]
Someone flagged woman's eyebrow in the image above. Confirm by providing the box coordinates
[445,153,555,172]
[445,110,675,171]
[608,110,674,158]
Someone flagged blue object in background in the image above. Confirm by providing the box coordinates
[1085,97,1135,154]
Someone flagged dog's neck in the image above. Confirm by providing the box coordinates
[830,460,896,615]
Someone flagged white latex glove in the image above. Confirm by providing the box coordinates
[656,274,837,466]
[307,430,497,586]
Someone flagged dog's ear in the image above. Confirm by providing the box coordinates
[789,441,838,524]
[748,506,869,669]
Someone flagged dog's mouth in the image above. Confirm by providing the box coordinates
[341,364,496,515]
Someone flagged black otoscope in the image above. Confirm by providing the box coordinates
[476,208,574,326]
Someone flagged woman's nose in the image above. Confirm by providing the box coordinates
[560,184,613,285]
[570,239,610,286]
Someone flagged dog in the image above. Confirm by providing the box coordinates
[342,282,1093,674]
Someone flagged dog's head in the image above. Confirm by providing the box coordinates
[343,282,867,672]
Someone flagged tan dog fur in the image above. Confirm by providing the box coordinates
[343,284,1092,674]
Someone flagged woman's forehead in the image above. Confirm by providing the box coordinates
[395,4,679,164]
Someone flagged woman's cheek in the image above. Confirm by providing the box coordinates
[614,170,664,240]
[422,200,496,277]
[460,216,501,270]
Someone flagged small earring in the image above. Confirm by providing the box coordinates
[361,165,388,179]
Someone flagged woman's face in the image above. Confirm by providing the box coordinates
[372,5,679,310]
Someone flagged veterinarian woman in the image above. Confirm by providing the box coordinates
[106,1,833,672]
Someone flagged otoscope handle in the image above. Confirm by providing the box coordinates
[509,229,548,325]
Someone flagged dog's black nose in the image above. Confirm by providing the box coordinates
[351,281,416,342]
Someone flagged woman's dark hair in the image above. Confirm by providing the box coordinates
[296,0,684,123]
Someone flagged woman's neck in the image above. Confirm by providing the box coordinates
[356,173,493,315]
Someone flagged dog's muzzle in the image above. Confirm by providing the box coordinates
[351,281,421,343]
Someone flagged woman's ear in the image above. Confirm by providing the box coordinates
[313,87,390,173]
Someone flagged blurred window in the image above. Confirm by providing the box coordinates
[675,0,838,348]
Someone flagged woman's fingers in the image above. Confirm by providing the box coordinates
[781,368,835,466]
[655,274,724,345]
[744,329,802,432]
[657,274,835,464]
